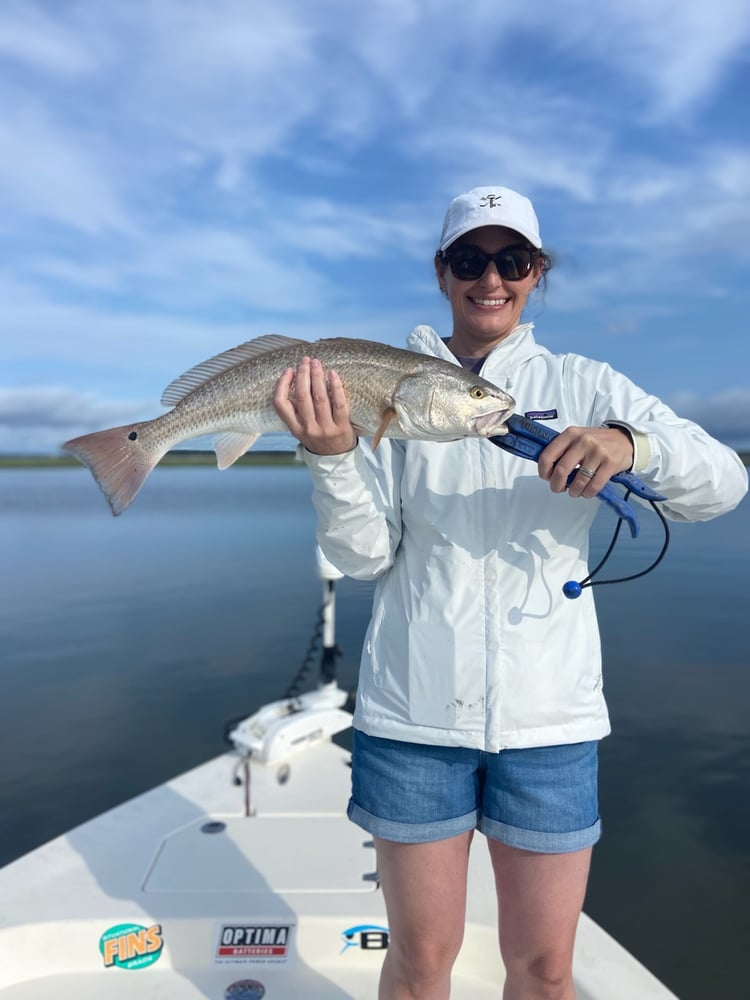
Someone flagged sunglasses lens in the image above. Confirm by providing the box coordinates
[496,248,533,280]
[447,248,486,280]
[445,246,535,281]
[495,247,534,281]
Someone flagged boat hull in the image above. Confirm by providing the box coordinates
[0,723,677,998]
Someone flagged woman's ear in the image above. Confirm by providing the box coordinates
[434,255,448,296]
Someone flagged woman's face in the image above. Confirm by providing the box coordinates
[436,225,541,352]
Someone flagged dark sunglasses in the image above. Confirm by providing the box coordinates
[438,244,539,282]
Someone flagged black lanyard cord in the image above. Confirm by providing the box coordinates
[563,494,671,599]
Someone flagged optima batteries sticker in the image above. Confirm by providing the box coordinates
[214,923,294,965]
[99,922,164,969]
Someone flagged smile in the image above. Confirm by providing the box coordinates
[469,297,509,306]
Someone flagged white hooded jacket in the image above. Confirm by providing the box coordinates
[303,324,748,752]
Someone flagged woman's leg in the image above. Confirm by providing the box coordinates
[375,831,473,1000]
[489,839,592,1000]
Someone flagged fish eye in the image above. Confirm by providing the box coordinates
[470,386,485,399]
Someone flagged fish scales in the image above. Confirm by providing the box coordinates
[63,336,515,515]
[164,339,438,438]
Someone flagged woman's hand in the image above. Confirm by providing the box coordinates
[273,356,358,455]
[537,425,634,499]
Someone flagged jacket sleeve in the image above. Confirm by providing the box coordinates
[302,439,405,579]
[563,355,748,522]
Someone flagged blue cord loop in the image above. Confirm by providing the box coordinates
[489,414,670,598]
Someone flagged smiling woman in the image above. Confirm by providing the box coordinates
[272,183,748,1000]
[0,6,749,1000]
[435,226,551,355]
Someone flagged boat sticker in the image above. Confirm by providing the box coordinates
[340,924,389,953]
[214,923,294,965]
[99,922,164,969]
[224,979,266,1000]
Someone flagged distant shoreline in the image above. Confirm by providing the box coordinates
[0,450,301,469]
[1,449,749,469]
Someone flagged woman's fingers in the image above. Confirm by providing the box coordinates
[537,426,634,499]
[273,358,356,455]
[272,366,300,433]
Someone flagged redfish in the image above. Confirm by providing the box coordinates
[63,335,515,515]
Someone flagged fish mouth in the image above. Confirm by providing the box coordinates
[472,409,513,436]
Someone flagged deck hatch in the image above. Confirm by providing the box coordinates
[143,814,377,895]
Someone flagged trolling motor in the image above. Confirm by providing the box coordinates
[490,414,670,598]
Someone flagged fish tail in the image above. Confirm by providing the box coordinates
[63,423,168,516]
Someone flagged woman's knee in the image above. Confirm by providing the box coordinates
[385,929,464,993]
[504,951,574,999]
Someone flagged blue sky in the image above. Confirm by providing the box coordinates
[2,0,750,454]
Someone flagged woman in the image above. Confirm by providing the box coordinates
[273,186,747,999]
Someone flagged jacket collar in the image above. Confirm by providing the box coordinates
[407,324,547,382]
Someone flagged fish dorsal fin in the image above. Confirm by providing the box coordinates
[161,334,308,406]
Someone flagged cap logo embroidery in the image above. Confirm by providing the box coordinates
[479,194,502,208]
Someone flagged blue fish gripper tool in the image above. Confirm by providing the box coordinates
[489,413,670,598]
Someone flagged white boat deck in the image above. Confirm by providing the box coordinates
[0,703,679,999]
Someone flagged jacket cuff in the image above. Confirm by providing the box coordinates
[301,441,360,472]
[603,421,651,473]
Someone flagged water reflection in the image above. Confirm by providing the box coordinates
[0,466,748,1000]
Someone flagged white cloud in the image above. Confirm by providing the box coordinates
[269,196,429,260]
[0,270,415,401]
[411,100,608,206]
[0,2,97,76]
[2,1,746,240]
[124,2,321,165]
[0,386,149,430]
[669,387,750,448]
[0,276,237,376]
[115,226,336,313]
[0,1,748,457]
[0,101,134,234]
[627,0,750,120]
[0,385,156,455]
[541,0,750,120]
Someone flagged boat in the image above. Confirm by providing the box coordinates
[0,553,679,999]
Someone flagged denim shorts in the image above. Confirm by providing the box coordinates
[348,730,601,853]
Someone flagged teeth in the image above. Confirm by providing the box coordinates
[471,297,508,306]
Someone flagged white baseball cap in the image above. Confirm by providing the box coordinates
[439,186,542,251]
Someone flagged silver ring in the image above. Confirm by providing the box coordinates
[578,466,596,478]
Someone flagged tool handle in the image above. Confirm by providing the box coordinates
[489,414,666,537]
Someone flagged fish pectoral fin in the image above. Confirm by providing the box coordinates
[214,432,261,469]
[371,408,397,450]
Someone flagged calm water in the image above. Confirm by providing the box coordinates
[1,465,748,1000]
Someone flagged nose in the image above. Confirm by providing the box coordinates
[478,260,504,284]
